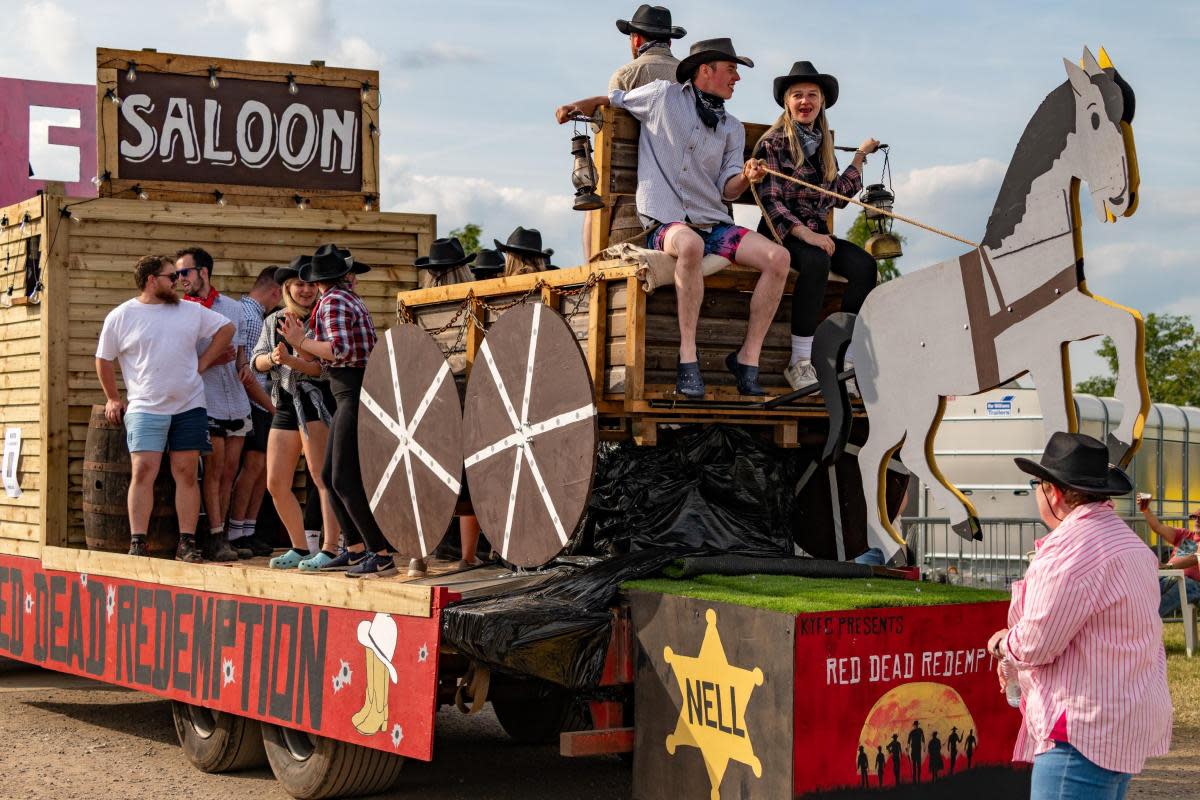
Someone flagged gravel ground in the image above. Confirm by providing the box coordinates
[0,661,1191,799]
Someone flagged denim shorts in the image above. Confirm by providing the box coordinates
[125,406,211,453]
[646,222,750,260]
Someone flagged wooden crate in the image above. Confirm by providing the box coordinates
[0,186,433,552]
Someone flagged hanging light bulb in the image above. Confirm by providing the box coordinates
[363,194,376,212]
[287,73,299,95]
[0,215,7,228]
[19,213,30,235]
[125,61,138,82]
[294,194,308,210]
[104,88,120,106]
[213,190,226,207]
[133,185,149,201]
[208,67,219,90]
[360,81,371,102]
[61,208,81,226]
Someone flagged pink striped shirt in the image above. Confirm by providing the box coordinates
[1004,501,1171,773]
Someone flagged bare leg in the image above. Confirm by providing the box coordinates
[725,231,789,365]
[128,451,163,534]
[246,468,267,523]
[202,438,225,530]
[298,421,341,553]
[229,449,265,522]
[266,429,307,550]
[168,450,201,533]
[460,515,481,566]
[218,435,246,527]
[663,225,705,363]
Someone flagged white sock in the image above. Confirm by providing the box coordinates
[791,335,814,366]
[227,519,247,540]
[241,521,256,540]
[305,530,321,554]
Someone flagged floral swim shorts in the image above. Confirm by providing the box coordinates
[645,222,750,261]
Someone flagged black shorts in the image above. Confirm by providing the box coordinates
[272,384,337,432]
[244,406,272,452]
[207,415,250,439]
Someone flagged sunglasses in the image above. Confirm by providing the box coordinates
[1028,479,1043,488]
[155,271,179,282]
[175,267,197,278]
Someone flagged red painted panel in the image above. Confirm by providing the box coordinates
[793,602,1022,796]
[0,78,98,207]
[0,555,442,760]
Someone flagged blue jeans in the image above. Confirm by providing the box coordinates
[1159,575,1200,617]
[1031,743,1131,800]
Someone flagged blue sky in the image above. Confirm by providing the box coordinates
[5,0,1197,382]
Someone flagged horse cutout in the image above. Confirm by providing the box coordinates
[817,47,1148,562]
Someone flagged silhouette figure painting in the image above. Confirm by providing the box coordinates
[875,746,886,786]
[907,720,925,784]
[947,726,961,774]
[966,729,977,768]
[857,745,869,788]
[887,734,903,786]
[816,47,1146,560]
[929,731,944,782]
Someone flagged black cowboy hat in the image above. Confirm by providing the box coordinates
[616,5,685,40]
[494,227,555,260]
[773,61,839,109]
[276,254,311,284]
[414,237,476,270]
[1014,431,1132,497]
[300,244,367,283]
[471,248,505,280]
[676,37,753,84]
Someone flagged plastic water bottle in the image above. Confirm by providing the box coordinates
[1002,657,1022,708]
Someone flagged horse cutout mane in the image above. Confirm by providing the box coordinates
[812,47,1149,565]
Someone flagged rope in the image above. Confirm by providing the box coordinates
[754,164,980,248]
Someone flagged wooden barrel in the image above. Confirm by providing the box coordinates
[607,196,646,249]
[82,405,179,556]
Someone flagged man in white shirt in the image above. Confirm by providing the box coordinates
[95,255,235,562]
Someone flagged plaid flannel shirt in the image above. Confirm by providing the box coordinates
[312,287,376,368]
[239,295,268,410]
[756,129,861,236]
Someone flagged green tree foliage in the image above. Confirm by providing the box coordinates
[449,223,483,255]
[1074,313,1200,405]
[844,210,904,282]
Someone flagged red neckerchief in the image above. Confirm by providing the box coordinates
[183,287,220,309]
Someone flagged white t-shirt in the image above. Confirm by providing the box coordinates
[96,298,230,415]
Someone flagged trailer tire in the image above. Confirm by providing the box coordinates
[261,722,404,799]
[171,701,267,773]
[491,684,584,744]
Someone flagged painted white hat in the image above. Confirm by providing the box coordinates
[356,613,399,684]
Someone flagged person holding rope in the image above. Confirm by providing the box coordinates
[252,256,343,571]
[755,62,880,392]
[556,38,789,398]
[279,245,396,578]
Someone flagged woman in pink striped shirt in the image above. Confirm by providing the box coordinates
[988,432,1171,800]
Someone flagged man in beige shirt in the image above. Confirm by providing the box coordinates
[608,4,685,91]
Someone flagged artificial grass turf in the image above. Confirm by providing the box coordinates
[623,573,1010,614]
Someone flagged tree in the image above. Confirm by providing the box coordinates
[449,223,483,255]
[1074,313,1200,405]
[844,210,904,282]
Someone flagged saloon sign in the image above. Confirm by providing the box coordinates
[117,72,362,190]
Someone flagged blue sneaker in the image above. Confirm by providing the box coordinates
[725,351,766,396]
[347,553,399,579]
[318,548,368,572]
[676,361,705,399]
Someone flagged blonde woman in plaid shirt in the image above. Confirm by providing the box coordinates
[755,62,881,391]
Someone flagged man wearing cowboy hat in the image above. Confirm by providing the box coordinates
[555,38,789,398]
[1139,498,1200,617]
[988,432,1170,795]
[610,5,686,92]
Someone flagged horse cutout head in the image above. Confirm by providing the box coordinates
[812,48,1151,564]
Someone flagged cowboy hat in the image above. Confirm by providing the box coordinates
[1014,431,1132,497]
[471,248,505,280]
[300,244,370,282]
[414,237,477,270]
[356,613,399,684]
[275,254,311,284]
[773,61,839,109]
[616,5,685,39]
[494,227,555,260]
[676,37,753,84]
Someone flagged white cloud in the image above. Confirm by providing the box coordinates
[0,2,85,81]
[1084,241,1191,279]
[213,0,382,69]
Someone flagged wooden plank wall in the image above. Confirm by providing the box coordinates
[0,196,47,556]
[58,197,433,547]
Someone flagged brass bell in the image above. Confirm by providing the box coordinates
[864,232,903,260]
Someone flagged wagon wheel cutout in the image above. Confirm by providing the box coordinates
[463,303,597,567]
[358,323,463,558]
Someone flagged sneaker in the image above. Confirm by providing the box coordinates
[843,362,860,398]
[128,536,148,557]
[783,358,818,391]
[298,551,338,571]
[269,549,306,570]
[176,535,203,564]
[319,548,368,572]
[233,541,254,560]
[675,361,705,399]
[407,558,428,578]
[724,352,766,396]
[347,553,398,579]
[238,534,275,558]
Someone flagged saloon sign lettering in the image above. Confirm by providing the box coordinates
[116,72,362,190]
